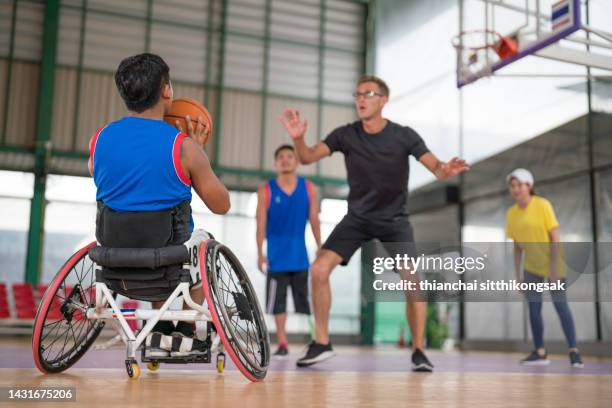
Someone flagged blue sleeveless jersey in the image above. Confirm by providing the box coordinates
[266,177,311,273]
[90,116,193,229]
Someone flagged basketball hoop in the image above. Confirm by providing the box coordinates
[452,29,519,82]
[451,29,518,61]
[454,0,612,88]
[451,29,502,52]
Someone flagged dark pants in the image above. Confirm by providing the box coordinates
[524,270,577,349]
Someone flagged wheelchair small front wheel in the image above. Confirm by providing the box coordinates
[146,361,160,371]
[200,240,270,382]
[126,360,140,379]
[32,242,106,374]
[216,352,225,373]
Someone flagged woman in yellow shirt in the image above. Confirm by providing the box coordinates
[506,168,583,368]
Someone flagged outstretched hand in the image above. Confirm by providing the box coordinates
[440,157,470,178]
[280,109,308,140]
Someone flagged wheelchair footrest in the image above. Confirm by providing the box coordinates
[141,337,212,364]
[141,352,211,364]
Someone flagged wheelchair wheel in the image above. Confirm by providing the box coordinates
[32,242,107,373]
[200,240,270,382]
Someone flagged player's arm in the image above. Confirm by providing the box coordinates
[280,108,330,164]
[307,182,322,250]
[255,183,268,273]
[181,136,230,214]
[419,152,470,180]
[294,139,331,165]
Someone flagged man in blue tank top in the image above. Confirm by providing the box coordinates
[89,53,230,357]
[256,144,321,357]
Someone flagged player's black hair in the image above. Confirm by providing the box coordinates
[115,53,170,113]
[274,144,295,159]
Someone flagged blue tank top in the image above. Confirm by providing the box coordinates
[266,177,311,273]
[91,116,193,229]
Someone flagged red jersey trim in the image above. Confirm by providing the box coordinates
[172,132,191,187]
[89,126,107,174]
[265,183,271,209]
[305,179,314,203]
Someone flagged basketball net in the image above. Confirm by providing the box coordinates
[452,29,518,80]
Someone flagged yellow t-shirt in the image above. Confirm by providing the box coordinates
[506,196,565,278]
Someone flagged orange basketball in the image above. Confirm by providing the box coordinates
[164,98,213,145]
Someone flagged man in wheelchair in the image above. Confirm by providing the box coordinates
[87,53,230,358]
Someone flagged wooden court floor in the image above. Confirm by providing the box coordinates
[1,338,611,408]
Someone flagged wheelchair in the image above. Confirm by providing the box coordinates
[31,228,270,382]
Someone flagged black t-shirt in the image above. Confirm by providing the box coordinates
[323,120,429,223]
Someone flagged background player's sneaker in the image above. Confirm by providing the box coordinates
[520,350,550,366]
[411,349,434,372]
[296,341,335,367]
[569,350,584,368]
[273,344,289,358]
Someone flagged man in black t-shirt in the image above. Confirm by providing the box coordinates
[281,75,469,371]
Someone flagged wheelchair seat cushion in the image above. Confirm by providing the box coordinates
[95,267,190,302]
[88,245,189,269]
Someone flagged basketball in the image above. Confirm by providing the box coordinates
[164,98,213,145]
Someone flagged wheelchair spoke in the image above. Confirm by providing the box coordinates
[207,242,269,375]
[42,321,71,351]
[45,324,72,362]
[34,243,108,373]
[42,319,63,331]
[217,259,235,306]
[77,258,85,283]
[234,320,260,362]
[41,319,65,344]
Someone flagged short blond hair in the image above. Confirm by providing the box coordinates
[357,74,390,97]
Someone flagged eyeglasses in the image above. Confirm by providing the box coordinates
[352,90,384,100]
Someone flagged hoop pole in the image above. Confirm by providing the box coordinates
[485,1,491,69]
[535,0,541,37]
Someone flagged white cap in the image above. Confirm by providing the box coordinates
[506,168,534,186]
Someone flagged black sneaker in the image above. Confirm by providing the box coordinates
[569,350,584,368]
[169,332,207,357]
[146,332,170,357]
[151,320,175,335]
[174,321,196,337]
[296,341,335,367]
[273,345,289,358]
[411,349,434,372]
[520,350,550,366]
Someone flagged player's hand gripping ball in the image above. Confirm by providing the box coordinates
[164,98,213,146]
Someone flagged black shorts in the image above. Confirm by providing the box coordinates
[266,270,310,315]
[323,215,416,265]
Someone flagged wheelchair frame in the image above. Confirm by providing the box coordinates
[89,279,224,377]
[32,231,269,382]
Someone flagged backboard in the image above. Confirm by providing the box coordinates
[454,0,612,87]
